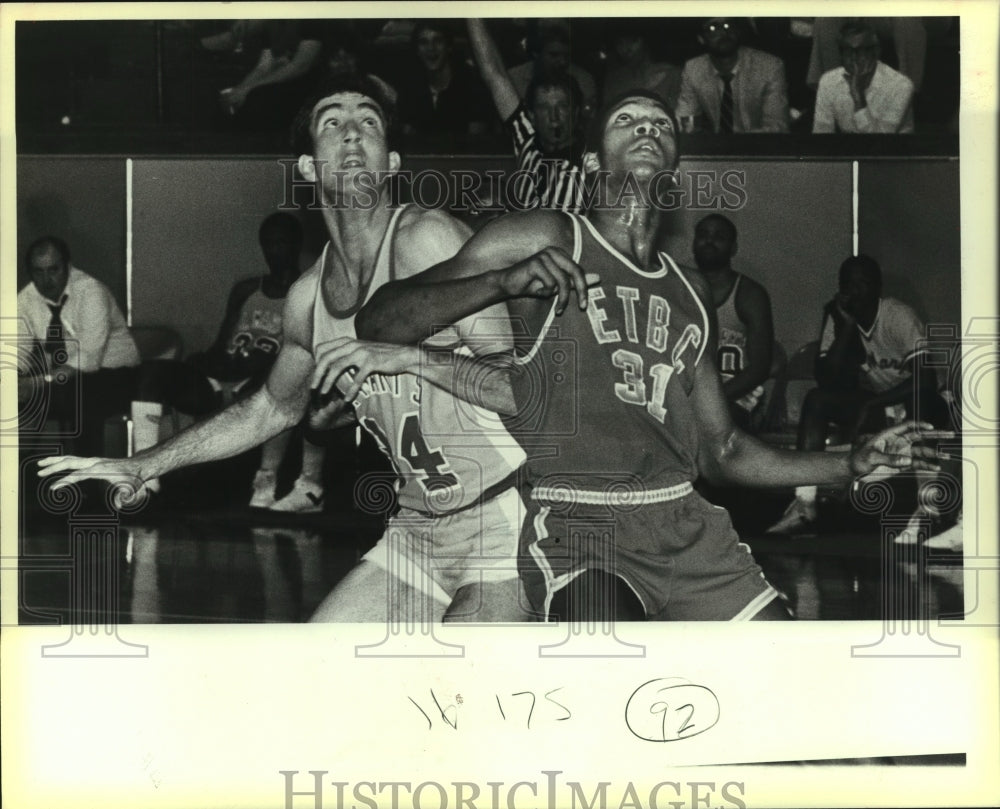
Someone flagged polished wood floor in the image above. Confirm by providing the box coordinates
[16,435,964,625]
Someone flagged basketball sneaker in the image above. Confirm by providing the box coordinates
[269,477,324,513]
[924,513,963,551]
[895,508,943,545]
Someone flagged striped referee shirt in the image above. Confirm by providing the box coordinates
[506,104,585,213]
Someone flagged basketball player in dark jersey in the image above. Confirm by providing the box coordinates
[344,89,949,621]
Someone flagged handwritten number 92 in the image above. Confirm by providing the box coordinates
[625,679,720,742]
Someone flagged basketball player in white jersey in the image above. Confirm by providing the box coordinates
[691,213,775,431]
[39,75,533,623]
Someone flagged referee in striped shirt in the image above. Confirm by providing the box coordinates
[467,18,586,213]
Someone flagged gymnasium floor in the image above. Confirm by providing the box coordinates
[16,433,964,625]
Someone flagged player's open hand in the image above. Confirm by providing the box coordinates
[312,337,421,402]
[497,247,599,314]
[36,455,145,493]
[848,421,953,480]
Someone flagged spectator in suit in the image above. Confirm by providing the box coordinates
[675,17,790,133]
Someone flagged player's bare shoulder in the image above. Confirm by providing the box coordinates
[484,209,575,253]
[392,205,473,279]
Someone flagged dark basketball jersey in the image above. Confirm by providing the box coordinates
[511,214,710,495]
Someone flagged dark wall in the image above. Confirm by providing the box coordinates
[16,155,962,360]
[659,160,855,353]
[130,159,320,353]
[858,159,961,329]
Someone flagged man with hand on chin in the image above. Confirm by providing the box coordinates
[813,20,915,134]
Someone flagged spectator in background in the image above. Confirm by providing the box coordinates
[200,19,263,55]
[508,20,598,121]
[675,17,790,133]
[812,21,914,134]
[325,22,397,108]
[766,254,948,534]
[690,214,776,431]
[397,19,490,144]
[219,20,324,130]
[466,18,586,213]
[17,219,328,510]
[17,236,144,458]
[602,21,682,112]
[807,17,927,93]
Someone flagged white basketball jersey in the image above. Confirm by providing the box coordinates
[310,205,525,514]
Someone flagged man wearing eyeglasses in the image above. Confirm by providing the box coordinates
[675,17,790,134]
[813,21,915,134]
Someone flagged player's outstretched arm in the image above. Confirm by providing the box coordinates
[355,210,593,345]
[695,352,950,487]
[37,285,318,491]
[688,274,950,487]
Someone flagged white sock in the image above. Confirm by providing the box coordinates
[299,440,326,486]
[795,486,818,504]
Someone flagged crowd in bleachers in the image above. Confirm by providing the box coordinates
[16,16,960,154]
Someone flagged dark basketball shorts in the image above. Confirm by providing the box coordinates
[519,481,779,621]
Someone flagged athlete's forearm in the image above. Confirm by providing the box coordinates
[703,428,854,489]
[129,386,303,482]
[416,348,516,416]
[356,270,507,345]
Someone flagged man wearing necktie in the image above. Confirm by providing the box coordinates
[676,18,790,134]
[17,236,142,454]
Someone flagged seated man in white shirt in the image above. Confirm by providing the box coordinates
[17,236,143,456]
[812,21,915,134]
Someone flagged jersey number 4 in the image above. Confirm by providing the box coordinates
[363,414,459,493]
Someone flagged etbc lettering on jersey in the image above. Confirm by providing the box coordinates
[586,284,702,424]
